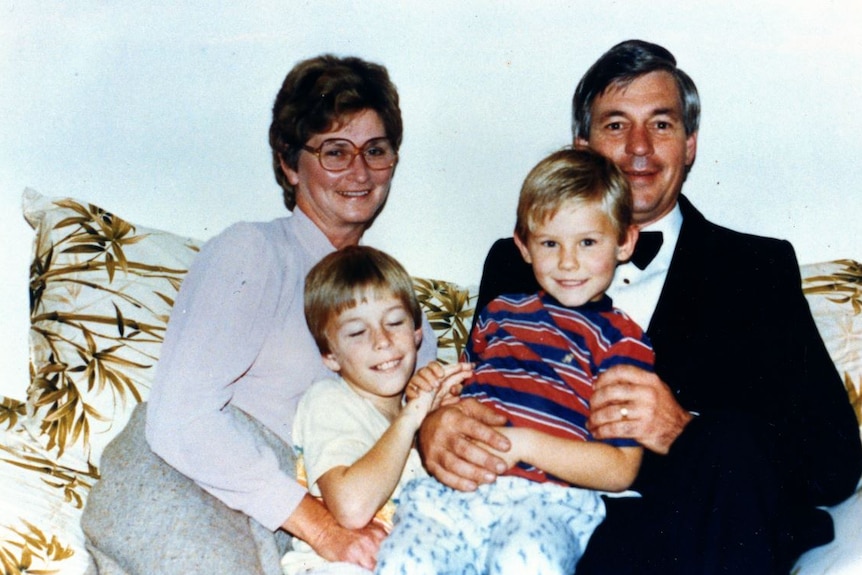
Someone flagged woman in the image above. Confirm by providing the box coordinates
[82,55,437,575]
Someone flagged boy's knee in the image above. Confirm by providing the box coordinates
[486,520,581,575]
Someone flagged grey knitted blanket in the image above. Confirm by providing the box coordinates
[81,403,294,575]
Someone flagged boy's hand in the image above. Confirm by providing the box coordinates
[405,361,473,405]
[403,362,474,425]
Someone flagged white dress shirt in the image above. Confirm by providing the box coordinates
[607,204,683,331]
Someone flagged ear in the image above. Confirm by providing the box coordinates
[279,155,301,187]
[413,327,423,348]
[513,233,533,264]
[685,132,698,167]
[616,225,639,262]
[321,353,342,373]
[574,137,590,149]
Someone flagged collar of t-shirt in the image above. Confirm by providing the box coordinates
[607,203,683,330]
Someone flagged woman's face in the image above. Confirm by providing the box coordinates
[284,109,395,248]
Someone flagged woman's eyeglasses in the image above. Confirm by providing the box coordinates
[302,138,397,172]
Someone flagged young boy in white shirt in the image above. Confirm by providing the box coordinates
[281,245,470,575]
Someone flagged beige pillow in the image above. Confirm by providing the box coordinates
[801,259,862,429]
[24,189,202,467]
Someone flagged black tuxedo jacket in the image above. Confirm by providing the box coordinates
[474,195,861,506]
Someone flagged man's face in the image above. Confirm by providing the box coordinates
[577,71,697,227]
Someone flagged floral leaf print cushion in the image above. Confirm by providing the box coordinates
[23,189,201,468]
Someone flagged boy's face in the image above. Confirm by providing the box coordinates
[321,292,422,411]
[514,200,637,307]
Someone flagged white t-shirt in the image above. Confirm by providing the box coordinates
[282,377,428,575]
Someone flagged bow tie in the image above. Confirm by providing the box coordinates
[630,231,663,270]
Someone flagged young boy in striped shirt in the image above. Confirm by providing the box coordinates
[377,147,653,575]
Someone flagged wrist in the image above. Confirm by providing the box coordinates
[397,401,425,433]
[282,494,338,547]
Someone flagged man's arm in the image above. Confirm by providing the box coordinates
[770,247,862,505]
[587,365,693,454]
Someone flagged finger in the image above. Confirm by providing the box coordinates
[418,403,508,477]
[434,361,473,380]
[425,444,501,491]
[589,417,639,441]
[426,461,480,492]
[410,369,441,391]
[411,361,468,392]
[436,369,473,398]
[458,398,509,431]
[591,374,654,410]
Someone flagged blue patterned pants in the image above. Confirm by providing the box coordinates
[375,476,605,575]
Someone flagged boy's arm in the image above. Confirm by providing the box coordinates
[318,363,473,529]
[316,404,424,529]
[494,427,643,492]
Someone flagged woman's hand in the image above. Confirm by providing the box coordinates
[282,495,386,570]
[587,364,693,454]
[313,521,387,570]
[417,398,511,491]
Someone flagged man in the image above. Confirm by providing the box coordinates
[419,40,861,574]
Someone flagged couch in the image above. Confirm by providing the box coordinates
[1,189,859,575]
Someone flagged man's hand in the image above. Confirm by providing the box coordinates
[588,364,693,454]
[282,494,386,570]
[418,398,510,491]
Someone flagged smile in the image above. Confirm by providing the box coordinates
[374,358,401,371]
[624,168,658,177]
[338,189,371,198]
[557,279,588,287]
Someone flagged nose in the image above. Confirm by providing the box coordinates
[371,326,393,350]
[626,124,654,157]
[346,152,373,182]
[558,246,579,271]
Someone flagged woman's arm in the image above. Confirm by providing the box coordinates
[281,494,386,570]
[494,427,643,492]
[147,222,309,529]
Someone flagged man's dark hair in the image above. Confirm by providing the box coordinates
[572,40,700,140]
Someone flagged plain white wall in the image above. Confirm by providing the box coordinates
[2,1,861,399]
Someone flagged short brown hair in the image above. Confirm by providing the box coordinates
[304,246,421,355]
[269,55,403,211]
[514,147,632,244]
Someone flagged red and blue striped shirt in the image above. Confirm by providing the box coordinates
[461,292,654,485]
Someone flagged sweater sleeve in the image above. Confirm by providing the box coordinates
[146,223,306,531]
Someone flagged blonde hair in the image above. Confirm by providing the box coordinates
[304,245,421,355]
[514,147,632,244]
